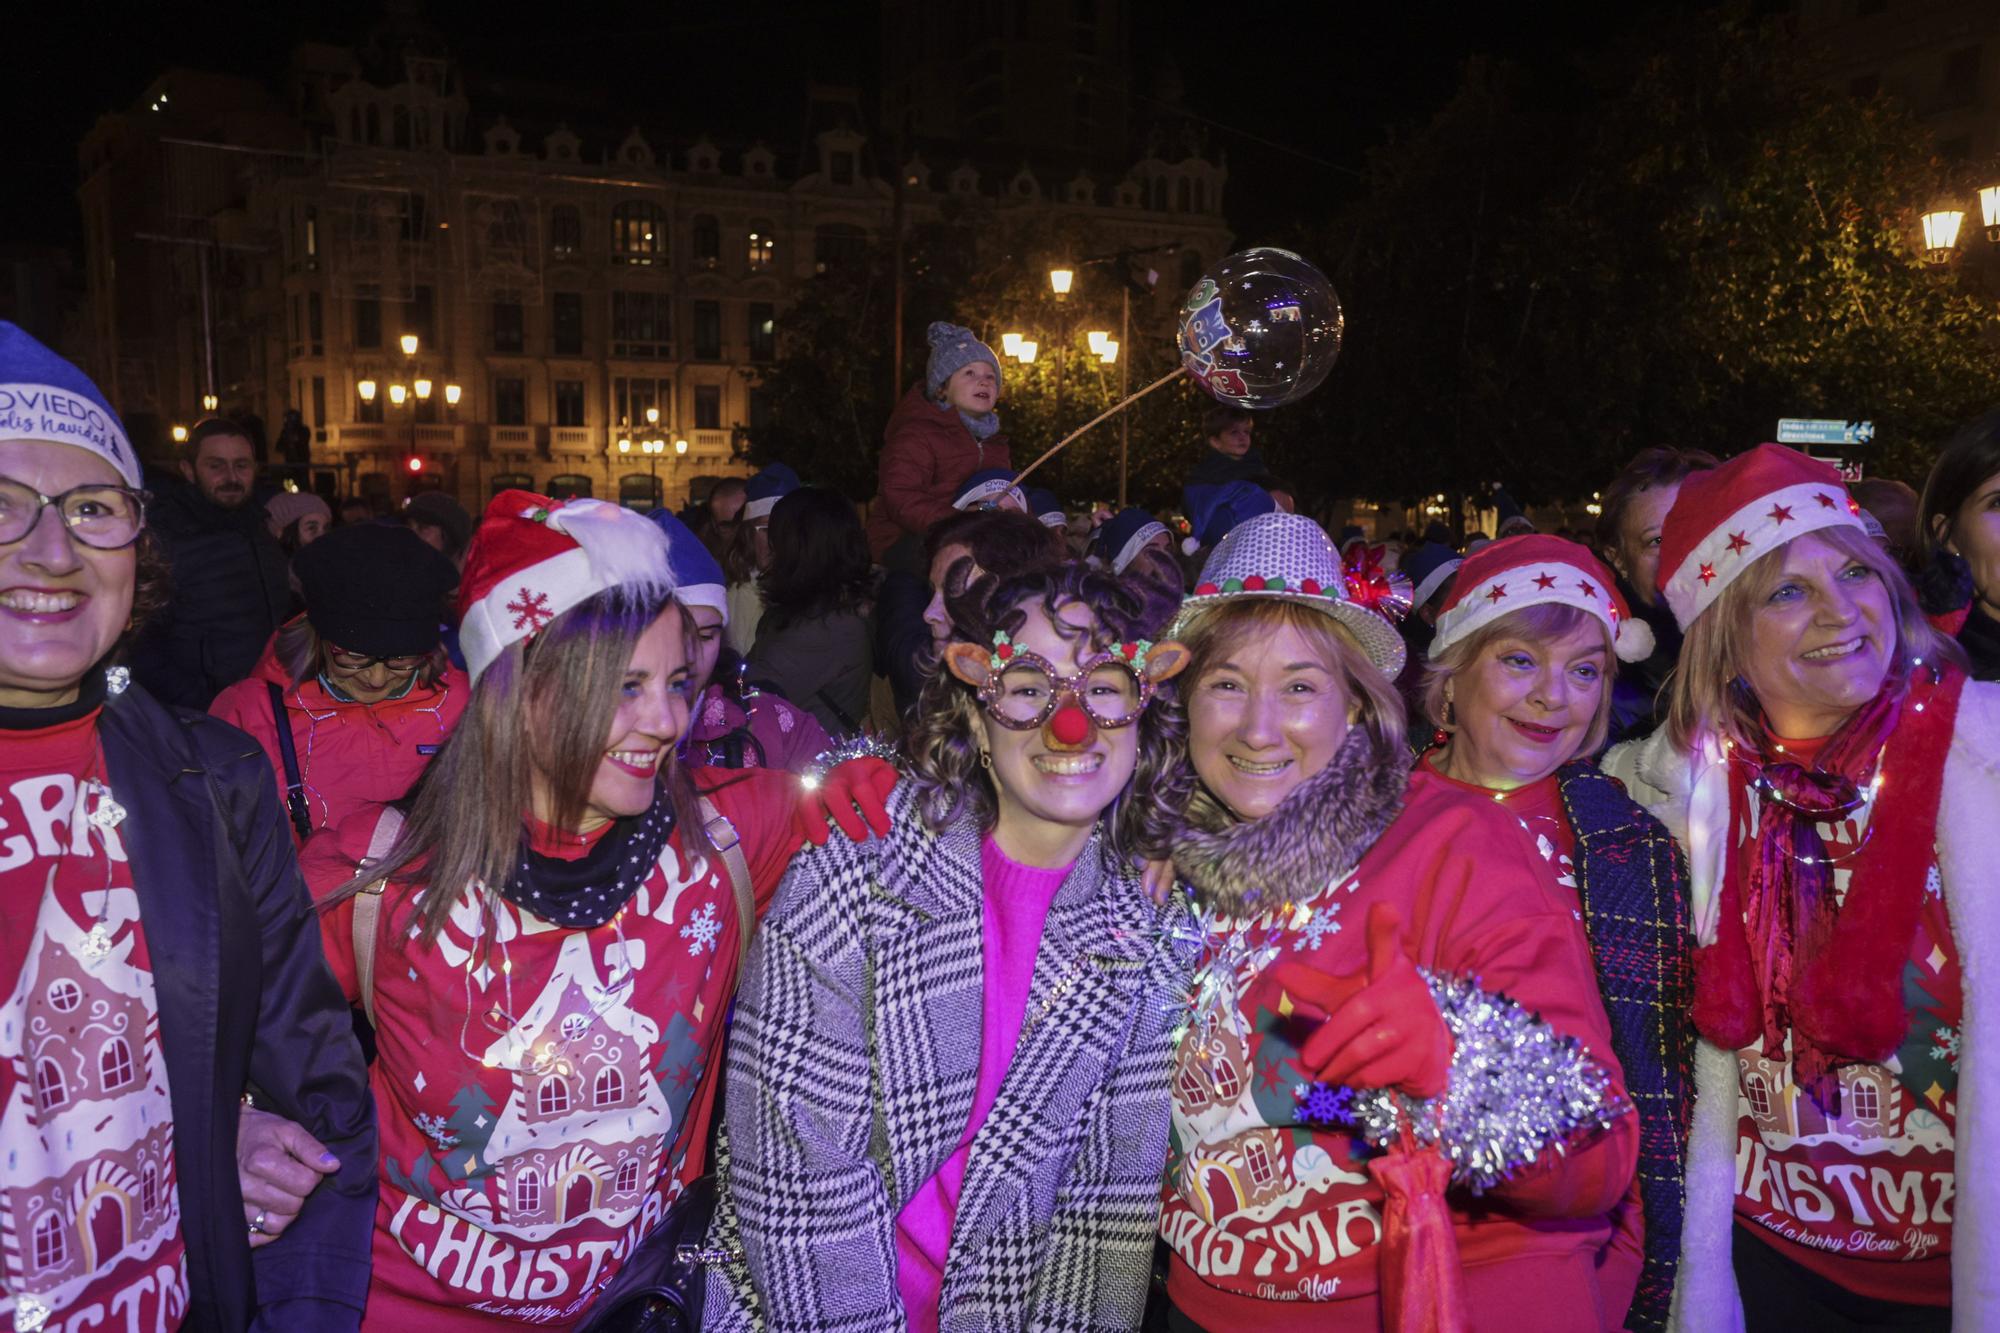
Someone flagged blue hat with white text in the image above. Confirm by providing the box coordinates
[0,322,139,486]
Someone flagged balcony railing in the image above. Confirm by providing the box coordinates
[550,427,594,454]
[489,425,544,456]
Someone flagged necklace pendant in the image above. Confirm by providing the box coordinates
[78,922,113,964]
[87,791,126,831]
[14,1294,50,1332]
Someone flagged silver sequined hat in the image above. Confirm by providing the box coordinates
[1170,511,1408,677]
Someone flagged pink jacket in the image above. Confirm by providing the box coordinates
[210,640,467,845]
[867,384,1011,559]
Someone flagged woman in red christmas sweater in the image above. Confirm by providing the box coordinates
[241,491,892,1330]
[1604,445,2000,1329]
[1157,513,1637,1332]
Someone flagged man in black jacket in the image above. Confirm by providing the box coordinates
[133,419,290,708]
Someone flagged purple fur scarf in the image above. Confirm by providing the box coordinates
[1172,726,1410,917]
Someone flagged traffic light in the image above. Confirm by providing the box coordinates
[406,456,424,474]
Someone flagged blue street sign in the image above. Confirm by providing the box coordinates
[1777,418,1874,446]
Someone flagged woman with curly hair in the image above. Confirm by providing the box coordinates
[713,561,1198,1330]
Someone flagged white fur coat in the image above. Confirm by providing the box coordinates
[1601,679,2000,1329]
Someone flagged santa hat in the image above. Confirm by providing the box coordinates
[647,509,728,625]
[1025,486,1067,529]
[952,467,1024,511]
[1431,534,1655,663]
[1091,507,1170,574]
[1658,443,1865,630]
[0,321,139,486]
[741,462,799,521]
[457,490,673,685]
[1180,479,1276,555]
[1402,540,1462,611]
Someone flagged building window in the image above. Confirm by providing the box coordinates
[32,1212,65,1271]
[99,1038,134,1091]
[35,1058,66,1111]
[614,1159,641,1193]
[365,104,381,145]
[552,291,584,355]
[693,215,720,269]
[611,201,665,265]
[1245,1137,1275,1188]
[536,1077,570,1116]
[407,284,435,348]
[308,292,323,355]
[593,1066,625,1107]
[548,474,594,500]
[354,293,381,349]
[514,1170,541,1214]
[1745,1072,1771,1118]
[612,377,671,430]
[490,471,533,496]
[610,291,670,358]
[492,297,524,353]
[694,384,721,429]
[1851,1079,1881,1121]
[303,205,318,265]
[311,376,326,430]
[830,151,856,185]
[494,378,526,426]
[749,303,775,362]
[747,221,774,270]
[357,383,382,423]
[399,192,428,242]
[748,384,772,431]
[813,224,866,275]
[620,473,663,511]
[693,301,722,360]
[290,296,303,356]
[550,204,582,259]
[1180,250,1204,292]
[47,979,80,1013]
[554,380,584,427]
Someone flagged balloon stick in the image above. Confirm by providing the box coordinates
[1011,366,1186,489]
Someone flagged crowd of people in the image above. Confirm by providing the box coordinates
[0,312,1995,1333]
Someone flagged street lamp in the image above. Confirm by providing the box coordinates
[201,393,218,412]
[357,379,378,404]
[1016,340,1038,364]
[674,438,688,456]
[414,378,433,401]
[1921,209,1965,264]
[1049,268,1074,299]
[1981,185,2000,243]
[1001,332,1024,358]
[1098,339,1119,366]
[388,383,408,407]
[171,424,188,443]
[1086,330,1111,356]
[400,333,420,356]
[444,382,462,407]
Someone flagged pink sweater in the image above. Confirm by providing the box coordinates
[894,835,1071,1330]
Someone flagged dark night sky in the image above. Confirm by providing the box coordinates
[6,0,1697,251]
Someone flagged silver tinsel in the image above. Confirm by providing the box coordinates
[1352,970,1630,1195]
[799,732,902,790]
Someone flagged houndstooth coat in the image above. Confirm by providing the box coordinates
[704,781,1198,1331]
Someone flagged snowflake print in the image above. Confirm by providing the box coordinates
[507,587,554,631]
[414,1112,460,1150]
[1295,1082,1356,1126]
[1926,864,1943,899]
[1291,899,1343,952]
[776,707,794,734]
[680,900,722,956]
[1933,1025,1961,1069]
[704,694,729,727]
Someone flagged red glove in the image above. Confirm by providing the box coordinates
[1270,903,1452,1098]
[800,756,898,847]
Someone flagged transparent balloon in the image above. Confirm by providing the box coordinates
[1176,247,1344,409]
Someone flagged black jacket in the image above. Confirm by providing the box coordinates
[1185,444,1274,488]
[1959,604,2000,682]
[100,678,376,1331]
[134,487,290,710]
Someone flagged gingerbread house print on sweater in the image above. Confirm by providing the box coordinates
[1737,1050,1911,1145]
[0,888,179,1306]
[477,931,670,1241]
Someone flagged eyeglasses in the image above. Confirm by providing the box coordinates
[977,649,1156,730]
[0,479,147,550]
[326,645,428,673]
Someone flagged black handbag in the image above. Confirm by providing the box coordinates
[575,1172,724,1333]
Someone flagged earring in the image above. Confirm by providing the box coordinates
[1442,699,1456,728]
[978,750,992,771]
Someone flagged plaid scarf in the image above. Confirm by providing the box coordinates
[1557,761,1695,1333]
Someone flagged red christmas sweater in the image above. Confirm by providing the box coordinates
[303,768,804,1330]
[0,711,187,1333]
[1162,760,1638,1332]
[1729,733,1959,1306]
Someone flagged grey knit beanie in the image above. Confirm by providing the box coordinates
[925,322,1002,399]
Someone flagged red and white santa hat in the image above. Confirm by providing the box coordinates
[1431,534,1655,663]
[457,489,674,684]
[1657,443,1865,630]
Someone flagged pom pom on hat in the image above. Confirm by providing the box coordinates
[925,322,1003,400]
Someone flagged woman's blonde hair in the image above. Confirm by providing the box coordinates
[1163,598,1408,835]
[1665,524,1965,751]
[1419,602,1614,758]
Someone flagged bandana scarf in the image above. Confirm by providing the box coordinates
[498,785,677,928]
[1693,668,1963,1111]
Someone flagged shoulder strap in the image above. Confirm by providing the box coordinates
[696,794,755,971]
[266,681,314,842]
[352,805,406,1027]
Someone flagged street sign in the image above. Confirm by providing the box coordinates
[1778,418,1874,446]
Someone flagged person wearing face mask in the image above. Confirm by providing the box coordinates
[866,323,1012,571]
[648,509,828,773]
[232,492,893,1329]
[1603,445,2000,1330]
[1159,512,1637,1332]
[131,417,292,709]
[708,563,1198,1329]
[1919,408,2000,680]
[209,523,466,846]
[1595,447,1718,744]
[1417,535,1693,1331]
[0,322,376,1331]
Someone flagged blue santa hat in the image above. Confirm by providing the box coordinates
[647,509,729,623]
[1025,487,1066,529]
[1180,481,1277,555]
[1401,539,1462,611]
[1091,507,1170,574]
[953,467,1025,511]
[741,462,800,521]
[0,322,139,487]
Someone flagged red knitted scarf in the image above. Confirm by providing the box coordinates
[1692,668,1963,1112]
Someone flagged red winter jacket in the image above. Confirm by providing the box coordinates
[210,637,468,845]
[867,384,1011,559]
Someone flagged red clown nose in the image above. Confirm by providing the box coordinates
[1047,705,1092,747]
